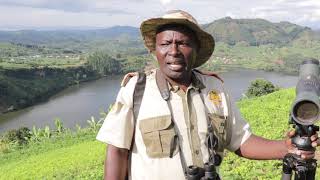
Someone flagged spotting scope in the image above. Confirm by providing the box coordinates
[290,59,320,150]
[291,59,320,127]
[282,59,319,180]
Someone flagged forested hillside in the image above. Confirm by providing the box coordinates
[203,17,320,46]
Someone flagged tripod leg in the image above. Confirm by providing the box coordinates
[282,154,293,180]
[294,159,317,180]
[282,173,292,180]
[294,170,306,180]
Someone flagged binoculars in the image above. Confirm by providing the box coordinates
[186,162,220,180]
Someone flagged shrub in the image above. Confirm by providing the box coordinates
[245,78,280,98]
[54,118,64,134]
[87,116,103,132]
[2,127,31,145]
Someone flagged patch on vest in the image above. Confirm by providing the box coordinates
[208,90,222,106]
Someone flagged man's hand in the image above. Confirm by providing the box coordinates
[285,130,319,159]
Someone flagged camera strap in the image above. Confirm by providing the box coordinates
[155,69,189,178]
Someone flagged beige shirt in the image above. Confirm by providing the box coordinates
[96,69,251,180]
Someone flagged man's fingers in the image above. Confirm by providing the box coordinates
[301,154,315,159]
[310,133,318,141]
[301,152,315,159]
[312,138,320,147]
[300,150,315,159]
[288,149,316,159]
[287,130,295,138]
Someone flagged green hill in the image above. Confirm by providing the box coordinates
[0,26,140,45]
[203,17,318,46]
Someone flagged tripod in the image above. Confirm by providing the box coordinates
[282,153,317,180]
[281,124,319,180]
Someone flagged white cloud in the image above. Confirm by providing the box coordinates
[160,0,172,5]
[0,0,320,29]
[0,5,142,29]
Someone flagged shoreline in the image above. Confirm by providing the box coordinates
[0,75,102,115]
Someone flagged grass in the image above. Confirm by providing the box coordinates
[0,130,106,179]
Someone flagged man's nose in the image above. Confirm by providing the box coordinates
[168,43,180,56]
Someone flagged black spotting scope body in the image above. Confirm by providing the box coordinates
[291,59,320,126]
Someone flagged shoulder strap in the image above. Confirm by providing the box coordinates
[133,72,146,121]
[155,69,170,100]
[126,72,146,180]
[193,69,224,83]
[155,69,188,178]
[130,72,146,151]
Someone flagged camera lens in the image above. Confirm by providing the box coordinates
[294,100,319,125]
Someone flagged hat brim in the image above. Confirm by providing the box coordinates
[140,18,215,68]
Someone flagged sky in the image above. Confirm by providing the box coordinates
[0,0,320,30]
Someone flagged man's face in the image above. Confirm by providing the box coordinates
[155,26,198,83]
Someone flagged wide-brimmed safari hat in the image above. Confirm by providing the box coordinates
[140,10,215,68]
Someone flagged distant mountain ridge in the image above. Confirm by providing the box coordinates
[203,17,319,46]
[0,18,319,46]
[0,26,140,45]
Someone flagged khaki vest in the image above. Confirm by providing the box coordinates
[135,71,231,161]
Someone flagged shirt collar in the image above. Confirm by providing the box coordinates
[167,72,206,92]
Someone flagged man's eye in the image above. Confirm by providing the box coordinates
[181,42,190,46]
[161,43,170,46]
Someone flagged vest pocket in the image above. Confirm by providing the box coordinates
[139,115,178,158]
[208,113,227,152]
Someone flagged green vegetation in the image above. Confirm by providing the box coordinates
[245,78,280,98]
[200,42,320,74]
[1,89,319,179]
[0,131,105,179]
[86,51,149,75]
[0,117,106,179]
[0,66,99,112]
[203,17,319,46]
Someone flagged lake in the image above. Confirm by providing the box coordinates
[0,69,298,134]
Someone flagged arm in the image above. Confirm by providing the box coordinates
[105,144,129,180]
[236,133,318,160]
[235,134,287,160]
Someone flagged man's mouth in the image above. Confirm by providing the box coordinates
[167,61,186,71]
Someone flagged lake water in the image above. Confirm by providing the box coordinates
[0,69,298,134]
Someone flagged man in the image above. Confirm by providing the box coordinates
[97,10,319,180]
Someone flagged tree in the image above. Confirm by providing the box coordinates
[245,78,279,98]
[87,52,121,75]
